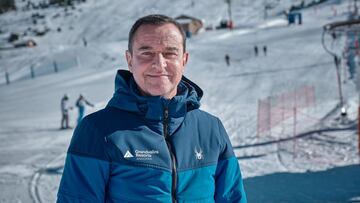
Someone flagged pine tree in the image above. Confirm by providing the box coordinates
[49,0,75,6]
[0,0,16,14]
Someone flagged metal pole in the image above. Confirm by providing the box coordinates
[354,0,359,16]
[264,0,268,20]
[358,107,360,155]
[358,93,360,155]
[30,65,35,78]
[257,100,260,137]
[293,107,297,136]
[293,106,297,151]
[227,0,232,22]
[225,0,233,29]
[293,88,297,154]
[281,94,285,134]
[268,97,272,137]
[53,61,58,73]
[334,56,344,107]
[76,56,82,68]
[322,29,344,107]
[293,88,297,137]
[5,71,10,85]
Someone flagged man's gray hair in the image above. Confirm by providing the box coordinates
[128,14,186,53]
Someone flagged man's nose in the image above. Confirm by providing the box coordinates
[153,53,166,69]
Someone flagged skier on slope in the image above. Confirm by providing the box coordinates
[75,94,94,124]
[225,54,230,66]
[60,94,72,129]
[254,45,258,57]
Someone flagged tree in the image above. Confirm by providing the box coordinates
[0,0,16,14]
[49,0,74,6]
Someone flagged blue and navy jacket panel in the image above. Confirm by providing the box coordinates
[57,70,247,203]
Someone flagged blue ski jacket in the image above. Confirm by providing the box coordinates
[57,70,247,203]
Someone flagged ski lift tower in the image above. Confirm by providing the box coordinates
[263,0,278,20]
[322,19,360,154]
[224,0,233,29]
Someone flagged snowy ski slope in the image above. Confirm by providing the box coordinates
[0,0,359,202]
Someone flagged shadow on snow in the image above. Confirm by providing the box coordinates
[244,164,360,203]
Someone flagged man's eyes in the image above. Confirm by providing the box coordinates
[164,52,178,57]
[140,52,178,58]
[141,52,153,56]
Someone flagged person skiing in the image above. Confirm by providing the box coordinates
[254,45,258,57]
[75,94,94,124]
[225,54,230,66]
[82,37,87,47]
[60,94,72,129]
[263,45,267,56]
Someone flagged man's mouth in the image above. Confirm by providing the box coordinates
[147,74,169,78]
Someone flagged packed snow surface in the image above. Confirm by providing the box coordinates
[0,0,359,202]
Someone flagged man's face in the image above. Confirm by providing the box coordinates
[126,23,188,99]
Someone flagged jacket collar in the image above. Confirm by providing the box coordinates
[107,69,203,121]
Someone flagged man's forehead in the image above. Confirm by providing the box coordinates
[133,24,183,47]
[135,23,182,35]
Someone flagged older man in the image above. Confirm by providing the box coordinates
[57,14,247,203]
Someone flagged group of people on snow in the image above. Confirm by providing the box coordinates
[254,45,267,57]
[224,45,268,66]
[60,94,94,129]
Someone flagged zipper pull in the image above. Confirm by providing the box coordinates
[163,108,169,139]
[164,108,169,120]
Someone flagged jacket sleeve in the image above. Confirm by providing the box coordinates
[57,118,110,203]
[214,118,247,203]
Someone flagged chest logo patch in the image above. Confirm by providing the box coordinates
[194,147,204,160]
[124,149,159,161]
[124,150,134,158]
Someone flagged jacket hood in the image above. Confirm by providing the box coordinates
[107,69,203,121]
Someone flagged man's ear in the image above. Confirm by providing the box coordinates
[183,52,189,67]
[126,50,133,73]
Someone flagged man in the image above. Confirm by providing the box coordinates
[254,45,258,57]
[263,45,267,56]
[57,14,247,203]
[60,94,71,129]
[225,54,230,66]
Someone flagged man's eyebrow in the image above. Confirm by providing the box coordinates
[137,46,153,51]
[137,46,180,52]
[165,47,180,52]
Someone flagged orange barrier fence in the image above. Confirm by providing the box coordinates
[257,85,316,136]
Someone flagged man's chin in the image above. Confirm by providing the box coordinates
[147,88,175,98]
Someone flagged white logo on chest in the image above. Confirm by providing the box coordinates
[194,147,204,160]
[124,150,134,158]
[123,149,159,161]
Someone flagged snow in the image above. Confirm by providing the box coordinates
[0,0,359,202]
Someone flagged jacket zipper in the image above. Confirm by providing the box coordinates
[164,107,177,203]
